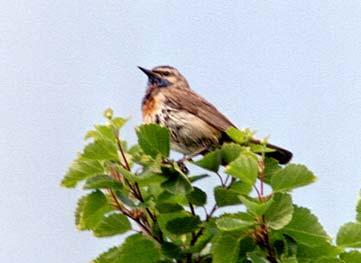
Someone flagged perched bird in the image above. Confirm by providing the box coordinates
[139,65,292,164]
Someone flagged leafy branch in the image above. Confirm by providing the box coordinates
[62,109,361,263]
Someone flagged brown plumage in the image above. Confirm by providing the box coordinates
[139,65,292,164]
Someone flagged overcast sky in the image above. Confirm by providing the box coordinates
[1,1,361,262]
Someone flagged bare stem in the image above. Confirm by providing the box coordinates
[215,172,225,187]
[253,185,262,201]
[255,158,265,202]
[109,190,154,238]
[259,159,265,198]
[261,218,277,263]
[224,175,230,185]
[189,202,195,216]
[112,129,162,242]
[255,156,277,262]
[206,204,218,221]
[114,131,130,170]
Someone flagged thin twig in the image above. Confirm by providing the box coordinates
[215,172,225,187]
[112,129,162,242]
[206,204,218,221]
[191,227,204,246]
[253,185,262,201]
[202,206,208,218]
[255,155,277,262]
[224,175,230,185]
[189,202,197,251]
[109,190,155,239]
[261,218,277,263]
[192,173,235,248]
[189,202,195,216]
[226,177,236,189]
[114,131,130,170]
[191,203,217,246]
[259,159,265,197]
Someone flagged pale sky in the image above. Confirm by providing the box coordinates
[1,1,361,262]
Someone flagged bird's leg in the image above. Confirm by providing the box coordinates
[180,147,208,163]
[176,147,209,174]
[177,157,189,174]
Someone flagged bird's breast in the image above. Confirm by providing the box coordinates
[142,90,164,124]
[142,96,221,155]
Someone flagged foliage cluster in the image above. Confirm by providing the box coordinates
[61,109,361,263]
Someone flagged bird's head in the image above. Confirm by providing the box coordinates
[138,65,190,89]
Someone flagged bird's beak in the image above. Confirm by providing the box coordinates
[137,66,170,87]
[137,66,155,78]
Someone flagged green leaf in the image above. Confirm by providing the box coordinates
[194,150,221,172]
[161,242,182,260]
[238,236,256,258]
[92,246,119,263]
[188,174,209,182]
[315,258,344,263]
[221,143,242,164]
[239,196,274,217]
[85,125,116,142]
[61,159,103,188]
[271,164,316,192]
[277,235,297,259]
[263,157,282,184]
[225,127,254,144]
[340,251,361,263]
[296,242,340,261]
[156,202,184,213]
[103,108,114,120]
[83,175,123,190]
[157,191,187,206]
[247,251,269,263]
[250,143,276,154]
[216,217,254,232]
[128,144,143,159]
[136,124,170,158]
[161,170,192,194]
[75,191,112,230]
[265,193,294,230]
[115,190,136,208]
[225,154,258,186]
[75,195,87,229]
[186,187,207,206]
[282,206,330,247]
[117,165,139,182]
[118,163,164,186]
[229,180,253,195]
[83,140,119,161]
[212,232,244,263]
[137,173,165,185]
[111,117,127,129]
[93,213,131,237]
[214,186,242,207]
[157,211,189,236]
[93,234,161,263]
[166,215,201,234]
[336,222,361,248]
[279,257,298,263]
[191,221,218,253]
[356,191,361,222]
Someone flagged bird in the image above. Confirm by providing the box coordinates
[138,65,292,164]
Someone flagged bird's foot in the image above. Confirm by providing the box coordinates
[176,155,191,174]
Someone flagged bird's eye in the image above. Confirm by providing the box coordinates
[163,72,170,76]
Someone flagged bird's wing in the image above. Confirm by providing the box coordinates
[162,88,293,164]
[163,88,236,132]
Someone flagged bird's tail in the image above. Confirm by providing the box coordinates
[251,139,293,164]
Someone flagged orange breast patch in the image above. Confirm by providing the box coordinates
[142,86,163,123]
[142,96,157,119]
